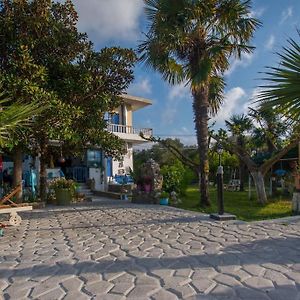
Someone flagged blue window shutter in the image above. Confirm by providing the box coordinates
[112,114,120,124]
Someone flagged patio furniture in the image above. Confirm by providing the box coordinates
[225,179,240,191]
[0,184,32,226]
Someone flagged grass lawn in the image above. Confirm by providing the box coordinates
[179,185,293,221]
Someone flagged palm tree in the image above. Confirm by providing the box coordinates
[249,108,287,153]
[0,99,43,148]
[139,0,260,206]
[225,114,252,191]
[258,32,300,122]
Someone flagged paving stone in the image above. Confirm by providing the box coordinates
[63,291,91,300]
[110,282,135,295]
[36,287,66,300]
[94,294,126,300]
[85,280,114,295]
[267,287,299,300]
[61,276,84,291]
[168,284,197,298]
[210,284,237,299]
[214,274,242,287]
[242,264,266,277]
[235,286,271,300]
[126,284,160,298]
[2,202,300,299]
[190,278,216,293]
[151,289,179,300]
[243,276,274,291]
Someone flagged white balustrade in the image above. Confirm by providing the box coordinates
[107,124,153,136]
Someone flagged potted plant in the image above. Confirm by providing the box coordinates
[159,191,169,205]
[48,178,76,205]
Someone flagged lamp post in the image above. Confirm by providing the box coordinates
[210,144,236,221]
[216,144,224,215]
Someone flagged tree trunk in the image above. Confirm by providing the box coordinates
[13,146,23,203]
[251,170,267,204]
[39,140,48,202]
[193,85,210,207]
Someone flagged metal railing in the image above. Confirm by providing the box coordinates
[107,123,153,136]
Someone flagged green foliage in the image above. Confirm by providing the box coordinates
[139,0,260,97]
[0,96,43,148]
[160,191,169,198]
[134,138,185,167]
[258,31,300,124]
[48,177,77,191]
[0,0,136,158]
[161,160,186,194]
[209,150,239,175]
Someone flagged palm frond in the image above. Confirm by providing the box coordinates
[208,75,225,116]
[257,34,300,123]
[0,99,44,147]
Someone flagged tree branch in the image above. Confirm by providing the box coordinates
[140,134,199,174]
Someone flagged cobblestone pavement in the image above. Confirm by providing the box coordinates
[1,199,300,300]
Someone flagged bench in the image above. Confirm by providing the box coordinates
[0,185,32,226]
[225,179,240,191]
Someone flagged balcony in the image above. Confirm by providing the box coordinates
[107,124,153,143]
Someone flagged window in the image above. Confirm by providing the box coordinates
[87,150,102,168]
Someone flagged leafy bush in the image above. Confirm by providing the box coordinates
[161,160,186,195]
[48,178,77,193]
[160,191,169,198]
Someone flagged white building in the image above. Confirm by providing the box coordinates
[87,94,152,191]
[2,94,152,194]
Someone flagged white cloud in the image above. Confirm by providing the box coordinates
[162,83,190,125]
[212,87,247,127]
[72,0,144,43]
[168,82,188,100]
[249,7,265,18]
[225,52,255,76]
[265,35,275,50]
[280,6,293,24]
[128,78,152,96]
[163,104,179,125]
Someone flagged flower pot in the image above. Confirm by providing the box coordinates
[160,198,169,205]
[55,188,72,205]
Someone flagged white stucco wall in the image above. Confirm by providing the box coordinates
[111,143,133,177]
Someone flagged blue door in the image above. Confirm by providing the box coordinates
[107,157,112,177]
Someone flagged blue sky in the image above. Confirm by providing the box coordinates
[71,0,300,146]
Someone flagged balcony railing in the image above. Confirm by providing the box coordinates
[107,123,153,137]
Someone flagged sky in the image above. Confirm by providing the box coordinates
[70,0,300,146]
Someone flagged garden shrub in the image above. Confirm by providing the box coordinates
[161,160,187,195]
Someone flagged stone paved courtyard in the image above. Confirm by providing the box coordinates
[1,199,300,300]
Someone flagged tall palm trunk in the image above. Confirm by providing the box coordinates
[13,145,23,203]
[193,85,210,207]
